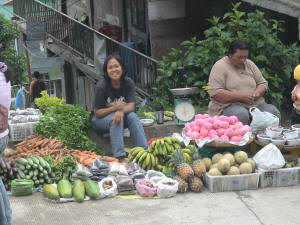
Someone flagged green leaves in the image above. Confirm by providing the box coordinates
[35,104,100,153]
[154,2,300,109]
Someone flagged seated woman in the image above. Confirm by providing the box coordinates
[91,54,148,162]
[208,40,280,125]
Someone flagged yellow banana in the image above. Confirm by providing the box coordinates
[183,148,192,154]
[145,153,151,167]
[165,137,172,144]
[148,145,153,153]
[130,147,143,158]
[138,151,148,165]
[162,145,168,156]
[184,153,192,163]
[150,153,156,169]
[135,149,146,161]
[142,157,148,169]
[151,140,157,148]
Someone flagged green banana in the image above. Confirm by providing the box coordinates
[150,153,156,169]
[138,151,148,165]
[130,147,143,158]
[135,149,146,161]
[165,137,172,145]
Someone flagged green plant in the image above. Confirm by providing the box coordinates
[34,104,101,153]
[0,14,27,84]
[155,2,300,108]
[34,91,65,112]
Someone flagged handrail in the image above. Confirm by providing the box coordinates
[13,0,159,95]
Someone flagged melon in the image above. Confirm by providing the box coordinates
[217,158,230,173]
[202,158,212,171]
[211,163,218,169]
[223,153,235,166]
[208,168,222,176]
[212,153,223,164]
[234,151,248,164]
[239,162,252,174]
[227,166,240,175]
[247,159,256,172]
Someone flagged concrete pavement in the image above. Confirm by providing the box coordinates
[9,185,300,225]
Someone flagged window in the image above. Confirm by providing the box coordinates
[130,0,146,32]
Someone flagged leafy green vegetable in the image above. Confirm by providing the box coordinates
[35,104,101,153]
[34,91,65,113]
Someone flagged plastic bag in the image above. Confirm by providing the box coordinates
[91,159,109,170]
[75,164,92,177]
[145,170,166,184]
[14,87,25,110]
[98,177,118,198]
[109,162,128,177]
[156,178,178,198]
[253,143,285,170]
[250,107,279,133]
[135,179,157,197]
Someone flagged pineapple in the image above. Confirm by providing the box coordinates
[189,176,203,192]
[171,149,194,181]
[173,175,188,193]
[191,151,206,177]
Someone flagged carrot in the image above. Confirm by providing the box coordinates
[103,156,119,162]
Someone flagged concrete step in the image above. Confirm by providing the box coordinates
[88,121,183,156]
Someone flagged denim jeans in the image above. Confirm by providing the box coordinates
[222,102,280,125]
[0,135,12,225]
[92,112,148,158]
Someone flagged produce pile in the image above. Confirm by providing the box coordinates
[205,151,256,176]
[184,114,252,142]
[128,137,196,173]
[43,179,100,202]
[0,158,20,190]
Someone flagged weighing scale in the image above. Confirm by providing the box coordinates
[170,87,198,125]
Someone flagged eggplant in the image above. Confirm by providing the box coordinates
[0,160,6,169]
[4,160,11,172]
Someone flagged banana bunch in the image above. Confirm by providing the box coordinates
[182,144,199,163]
[128,147,158,170]
[148,137,182,156]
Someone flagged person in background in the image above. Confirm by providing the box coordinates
[0,61,12,225]
[29,71,47,106]
[290,64,300,125]
[91,54,148,163]
[208,39,280,125]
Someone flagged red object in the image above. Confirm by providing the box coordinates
[98,25,122,42]
[147,137,163,146]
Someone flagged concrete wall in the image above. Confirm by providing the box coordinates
[242,0,300,40]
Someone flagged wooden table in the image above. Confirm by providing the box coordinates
[250,140,300,157]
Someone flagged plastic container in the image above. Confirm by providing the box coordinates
[265,126,283,138]
[259,167,300,188]
[283,130,298,140]
[256,134,271,144]
[204,173,259,193]
[287,138,300,146]
[271,136,286,146]
[8,122,38,142]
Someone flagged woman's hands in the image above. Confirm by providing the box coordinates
[113,101,126,111]
[112,110,124,125]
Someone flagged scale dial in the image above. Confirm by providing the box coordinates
[174,102,195,122]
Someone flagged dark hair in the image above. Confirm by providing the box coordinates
[228,40,249,55]
[102,54,126,82]
[33,71,41,79]
[4,66,12,83]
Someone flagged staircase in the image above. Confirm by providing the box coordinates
[13,0,159,96]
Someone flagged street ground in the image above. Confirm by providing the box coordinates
[9,185,300,225]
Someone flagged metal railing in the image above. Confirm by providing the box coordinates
[13,0,159,95]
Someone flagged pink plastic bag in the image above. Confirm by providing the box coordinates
[135,179,157,197]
